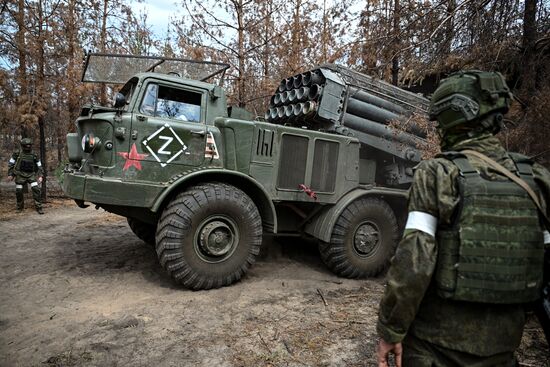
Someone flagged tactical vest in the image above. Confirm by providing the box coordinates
[435,152,545,304]
[15,152,37,174]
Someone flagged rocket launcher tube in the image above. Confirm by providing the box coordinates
[346,97,400,124]
[308,84,323,101]
[278,79,286,93]
[293,103,304,117]
[285,78,294,91]
[348,87,408,115]
[288,89,298,103]
[281,91,290,104]
[296,87,309,102]
[342,113,424,147]
[293,74,303,89]
[302,70,324,86]
[345,98,427,138]
[273,93,283,106]
[284,105,294,118]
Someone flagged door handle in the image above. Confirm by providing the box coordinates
[190,130,206,137]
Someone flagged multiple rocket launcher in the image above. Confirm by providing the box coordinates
[265,65,431,186]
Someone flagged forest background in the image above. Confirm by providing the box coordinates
[0,0,549,198]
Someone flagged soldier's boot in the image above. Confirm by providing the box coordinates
[31,182,43,214]
[15,184,24,211]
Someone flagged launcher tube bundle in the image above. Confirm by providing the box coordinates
[265,64,431,186]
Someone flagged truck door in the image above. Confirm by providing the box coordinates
[131,81,206,168]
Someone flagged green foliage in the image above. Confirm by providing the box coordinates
[54,160,68,186]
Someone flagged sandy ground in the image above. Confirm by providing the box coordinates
[0,191,548,366]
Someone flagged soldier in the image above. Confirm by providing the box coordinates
[8,138,44,214]
[376,71,550,366]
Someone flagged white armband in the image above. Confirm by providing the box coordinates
[405,211,438,237]
[544,231,550,245]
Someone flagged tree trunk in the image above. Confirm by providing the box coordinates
[99,0,109,105]
[444,0,456,55]
[16,0,28,138]
[37,0,47,200]
[521,0,537,98]
[39,118,47,200]
[391,0,400,86]
[236,0,246,107]
[289,0,302,74]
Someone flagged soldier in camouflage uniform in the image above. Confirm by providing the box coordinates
[376,71,550,366]
[8,138,44,214]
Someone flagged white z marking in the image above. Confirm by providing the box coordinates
[158,136,173,155]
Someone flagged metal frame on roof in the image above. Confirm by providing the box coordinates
[81,52,230,84]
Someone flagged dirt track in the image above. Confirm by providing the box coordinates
[0,201,548,366]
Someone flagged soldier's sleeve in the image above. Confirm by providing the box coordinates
[35,154,43,177]
[8,152,17,176]
[533,163,550,247]
[376,159,459,343]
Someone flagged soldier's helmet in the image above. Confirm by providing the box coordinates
[429,70,512,134]
[20,138,32,152]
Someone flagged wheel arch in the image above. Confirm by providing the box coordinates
[151,170,277,233]
[304,187,408,242]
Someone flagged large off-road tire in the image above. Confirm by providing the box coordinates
[319,197,399,278]
[127,217,157,246]
[155,183,263,290]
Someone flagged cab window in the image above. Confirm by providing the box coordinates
[139,83,202,122]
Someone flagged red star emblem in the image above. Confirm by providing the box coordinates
[118,143,148,171]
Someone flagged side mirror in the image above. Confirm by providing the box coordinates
[114,92,126,108]
[210,86,222,100]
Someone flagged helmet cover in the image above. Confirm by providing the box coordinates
[20,138,32,152]
[429,70,512,132]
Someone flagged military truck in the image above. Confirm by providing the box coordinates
[63,53,429,290]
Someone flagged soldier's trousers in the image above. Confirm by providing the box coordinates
[403,334,518,367]
[15,179,42,210]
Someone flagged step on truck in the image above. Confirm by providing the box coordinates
[63,53,430,290]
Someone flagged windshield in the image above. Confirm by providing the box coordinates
[139,83,202,122]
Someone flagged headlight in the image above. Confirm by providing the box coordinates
[81,133,101,153]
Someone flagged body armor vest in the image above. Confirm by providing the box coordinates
[435,152,545,304]
[15,152,37,174]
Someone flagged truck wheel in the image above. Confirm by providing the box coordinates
[155,183,262,290]
[319,197,398,278]
[127,217,157,246]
